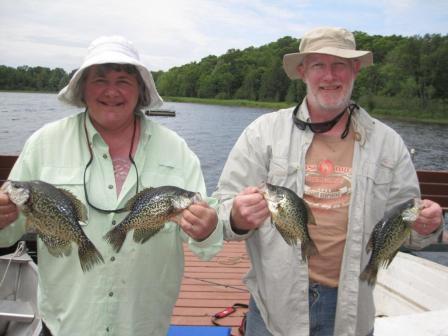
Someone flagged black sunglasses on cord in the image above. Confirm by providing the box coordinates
[292,103,358,139]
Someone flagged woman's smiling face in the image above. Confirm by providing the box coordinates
[83,65,140,131]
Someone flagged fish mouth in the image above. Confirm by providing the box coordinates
[258,181,276,195]
[402,198,423,222]
[258,182,272,202]
[257,182,282,214]
[413,198,424,210]
[0,181,11,193]
[258,181,268,192]
[192,192,202,203]
[1,181,30,206]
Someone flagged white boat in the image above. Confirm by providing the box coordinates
[0,242,41,336]
[374,251,448,336]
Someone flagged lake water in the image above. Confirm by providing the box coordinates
[1,91,447,195]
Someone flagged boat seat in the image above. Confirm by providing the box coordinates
[417,170,448,212]
[0,155,17,184]
[0,300,34,322]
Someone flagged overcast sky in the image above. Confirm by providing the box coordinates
[1,0,447,73]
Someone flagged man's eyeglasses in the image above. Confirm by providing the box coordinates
[292,103,358,139]
[83,112,139,214]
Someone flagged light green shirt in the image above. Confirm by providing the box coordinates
[0,111,223,336]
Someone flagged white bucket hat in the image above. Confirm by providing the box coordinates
[283,27,373,80]
[58,35,163,109]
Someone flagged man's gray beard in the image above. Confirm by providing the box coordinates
[307,80,354,112]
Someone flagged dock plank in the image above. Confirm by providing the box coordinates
[171,241,249,334]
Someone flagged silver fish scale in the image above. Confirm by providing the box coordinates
[123,186,196,230]
[375,216,411,263]
[361,198,421,285]
[274,197,308,242]
[264,183,318,260]
[24,182,84,240]
[4,180,104,272]
[103,185,199,252]
[127,196,174,230]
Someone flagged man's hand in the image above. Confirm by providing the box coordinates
[411,199,443,235]
[230,186,270,232]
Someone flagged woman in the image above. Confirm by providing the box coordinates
[0,35,222,336]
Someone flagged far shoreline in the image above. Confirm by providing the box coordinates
[164,96,448,125]
[1,90,447,125]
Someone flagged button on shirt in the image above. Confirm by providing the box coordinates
[0,111,223,336]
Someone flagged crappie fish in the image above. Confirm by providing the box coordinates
[261,182,318,260]
[1,180,104,272]
[360,198,423,286]
[104,185,202,252]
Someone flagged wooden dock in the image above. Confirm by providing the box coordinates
[145,109,176,117]
[172,241,250,335]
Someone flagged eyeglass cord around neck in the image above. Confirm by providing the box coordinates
[293,103,359,139]
[82,110,139,213]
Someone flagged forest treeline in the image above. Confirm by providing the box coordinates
[0,66,72,92]
[1,32,447,117]
[152,32,448,117]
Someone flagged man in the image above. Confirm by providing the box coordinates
[0,35,222,336]
[213,27,443,336]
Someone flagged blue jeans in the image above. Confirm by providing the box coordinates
[309,283,338,336]
[245,284,338,336]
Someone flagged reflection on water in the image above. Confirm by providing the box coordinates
[1,92,447,194]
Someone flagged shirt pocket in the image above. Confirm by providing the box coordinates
[140,159,184,189]
[363,161,394,227]
[38,166,89,231]
[267,156,298,186]
[40,166,85,201]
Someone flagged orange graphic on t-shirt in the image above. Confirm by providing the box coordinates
[318,160,334,176]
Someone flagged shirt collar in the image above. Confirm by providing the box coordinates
[83,110,151,148]
[297,97,373,145]
[84,111,101,147]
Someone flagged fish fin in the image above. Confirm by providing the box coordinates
[301,239,318,261]
[104,226,127,253]
[124,187,154,211]
[133,226,164,244]
[359,263,378,286]
[366,219,384,253]
[270,215,275,227]
[384,249,400,268]
[78,239,104,272]
[58,188,88,222]
[366,235,374,253]
[170,213,182,225]
[274,223,297,246]
[304,202,317,225]
[39,234,72,257]
[25,217,35,232]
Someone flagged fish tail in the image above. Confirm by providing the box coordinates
[103,227,127,253]
[359,264,378,286]
[78,240,104,272]
[301,239,318,261]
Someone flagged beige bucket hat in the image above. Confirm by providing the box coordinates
[58,35,163,109]
[283,27,373,79]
